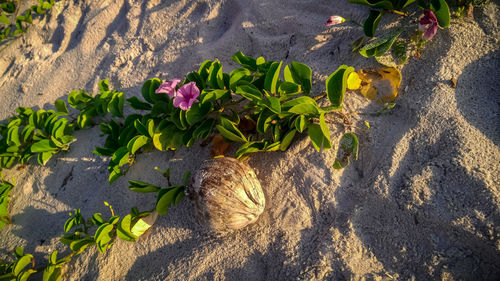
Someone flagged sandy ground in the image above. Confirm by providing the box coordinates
[0,0,499,280]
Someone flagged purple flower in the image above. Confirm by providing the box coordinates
[325,15,345,26]
[173,82,199,110]
[419,10,438,41]
[155,78,181,98]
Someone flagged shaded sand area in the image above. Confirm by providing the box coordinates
[0,0,499,280]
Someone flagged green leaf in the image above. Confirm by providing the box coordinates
[198,60,212,81]
[41,2,53,10]
[98,79,110,93]
[192,118,216,140]
[235,141,266,159]
[347,0,394,10]
[319,113,331,149]
[280,129,297,151]
[231,51,257,71]
[13,255,33,276]
[69,238,95,255]
[43,265,62,281]
[174,190,185,205]
[31,139,58,152]
[127,97,152,110]
[147,119,155,138]
[430,0,450,28]
[326,65,354,108]
[156,186,183,215]
[278,81,301,97]
[359,29,401,58]
[287,103,320,115]
[219,117,246,140]
[281,96,318,111]
[283,61,312,94]
[185,102,212,125]
[110,147,130,169]
[127,135,150,154]
[94,223,114,253]
[0,13,10,25]
[91,213,106,226]
[236,85,263,102]
[77,108,96,129]
[54,100,68,114]
[108,92,124,117]
[342,133,359,160]
[51,119,68,140]
[200,89,230,104]
[7,126,20,147]
[229,68,252,90]
[116,214,138,242]
[295,115,307,133]
[261,96,281,114]
[128,180,161,193]
[183,171,191,185]
[308,123,331,152]
[1,2,16,14]
[153,122,181,151]
[185,71,205,90]
[208,61,224,89]
[133,120,149,136]
[334,133,359,169]
[264,61,282,94]
[38,151,55,165]
[216,125,247,143]
[363,10,382,37]
[256,109,274,134]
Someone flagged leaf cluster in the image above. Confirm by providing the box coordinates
[348,0,450,60]
[0,0,55,43]
[0,177,14,230]
[0,104,76,169]
[91,52,356,183]
[0,246,36,281]
[128,168,189,215]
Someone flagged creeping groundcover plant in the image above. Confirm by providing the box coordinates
[0,51,379,280]
[325,0,453,64]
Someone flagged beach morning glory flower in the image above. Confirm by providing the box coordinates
[173,82,199,110]
[325,15,345,26]
[419,10,438,41]
[155,78,181,98]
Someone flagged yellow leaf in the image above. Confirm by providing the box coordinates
[347,72,361,90]
[131,211,158,237]
[210,135,230,158]
[356,67,401,103]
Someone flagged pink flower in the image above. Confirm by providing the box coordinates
[325,15,345,26]
[173,82,199,110]
[155,78,181,98]
[419,10,438,41]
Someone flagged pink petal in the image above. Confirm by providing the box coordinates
[325,16,344,26]
[173,82,200,110]
[156,78,181,98]
[173,95,184,108]
[423,24,438,40]
[418,23,428,32]
[178,101,190,110]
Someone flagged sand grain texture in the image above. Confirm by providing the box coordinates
[0,0,499,280]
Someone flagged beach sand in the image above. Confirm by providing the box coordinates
[0,0,499,280]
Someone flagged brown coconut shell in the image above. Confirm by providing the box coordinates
[187,157,265,232]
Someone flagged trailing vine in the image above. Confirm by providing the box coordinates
[0,51,373,280]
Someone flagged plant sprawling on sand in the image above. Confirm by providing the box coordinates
[0,52,370,280]
[0,0,55,44]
